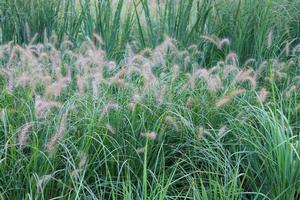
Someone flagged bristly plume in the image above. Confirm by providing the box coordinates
[164,115,179,131]
[172,64,180,81]
[18,122,34,148]
[136,147,145,154]
[285,41,290,57]
[37,174,52,188]
[106,123,116,134]
[35,96,61,118]
[186,97,194,108]
[257,88,268,103]
[45,77,71,97]
[197,126,205,139]
[201,35,230,49]
[267,30,273,49]
[7,74,14,93]
[79,152,88,169]
[76,75,85,96]
[230,88,247,96]
[207,75,223,92]
[218,126,228,137]
[46,112,68,152]
[215,96,232,108]
[225,52,239,66]
[142,131,157,140]
[286,85,297,98]
[234,68,257,89]
[100,101,119,118]
[92,80,99,97]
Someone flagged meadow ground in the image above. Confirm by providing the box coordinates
[0,0,299,199]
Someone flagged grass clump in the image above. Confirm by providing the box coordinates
[0,34,299,199]
[0,0,300,199]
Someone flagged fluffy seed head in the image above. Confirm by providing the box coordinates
[46,112,68,152]
[218,126,228,137]
[186,97,194,108]
[267,30,273,49]
[164,115,179,131]
[197,126,205,139]
[231,88,246,96]
[18,122,34,147]
[76,75,85,96]
[35,96,61,118]
[106,123,116,134]
[216,96,232,108]
[258,88,268,103]
[142,131,157,140]
[101,101,119,118]
[79,152,88,168]
[172,64,180,81]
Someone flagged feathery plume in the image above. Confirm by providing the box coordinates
[218,126,228,137]
[128,102,137,111]
[216,96,232,108]
[92,80,99,97]
[35,96,61,118]
[100,101,119,118]
[107,61,116,70]
[285,85,297,98]
[243,58,256,67]
[113,67,126,80]
[201,35,230,49]
[186,97,194,108]
[172,64,180,81]
[37,174,52,188]
[142,131,157,140]
[79,152,88,168]
[231,88,246,96]
[292,44,300,56]
[45,77,71,97]
[285,41,290,57]
[197,126,205,139]
[46,112,68,152]
[257,61,268,75]
[105,123,115,134]
[164,115,179,131]
[7,74,14,93]
[234,69,257,89]
[257,88,268,103]
[18,122,34,147]
[207,75,223,92]
[76,75,85,96]
[136,147,145,154]
[225,52,239,66]
[267,30,273,49]
[223,65,239,78]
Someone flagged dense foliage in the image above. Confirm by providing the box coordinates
[0,0,299,199]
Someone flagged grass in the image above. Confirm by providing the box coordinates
[1,0,300,62]
[0,0,300,199]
